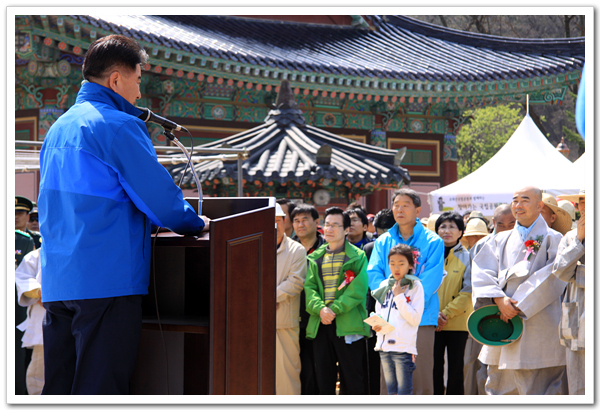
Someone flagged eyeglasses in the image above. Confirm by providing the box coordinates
[29,216,38,222]
[323,223,343,230]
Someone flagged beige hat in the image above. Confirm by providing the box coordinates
[558,189,585,203]
[426,214,440,232]
[467,210,489,225]
[463,218,489,237]
[275,203,286,217]
[542,193,572,235]
[468,211,485,220]
[557,200,577,230]
[557,199,575,221]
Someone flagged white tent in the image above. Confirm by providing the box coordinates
[428,114,582,216]
[573,152,586,176]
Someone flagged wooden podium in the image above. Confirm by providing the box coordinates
[130,197,276,395]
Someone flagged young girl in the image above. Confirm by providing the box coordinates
[371,244,425,395]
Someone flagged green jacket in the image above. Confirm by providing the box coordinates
[304,241,370,339]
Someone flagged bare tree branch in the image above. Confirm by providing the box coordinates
[564,15,575,38]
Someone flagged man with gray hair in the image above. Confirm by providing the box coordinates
[471,186,567,395]
[367,188,444,395]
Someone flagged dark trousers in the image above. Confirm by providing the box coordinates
[42,295,142,395]
[365,293,380,394]
[16,286,32,395]
[433,330,469,395]
[299,326,319,394]
[312,320,367,395]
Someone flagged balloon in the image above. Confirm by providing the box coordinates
[575,65,585,140]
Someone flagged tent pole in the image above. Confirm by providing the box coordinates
[526,94,529,116]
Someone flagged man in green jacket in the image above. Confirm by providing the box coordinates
[304,207,370,395]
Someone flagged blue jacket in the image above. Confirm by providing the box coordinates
[366,218,444,326]
[39,82,204,302]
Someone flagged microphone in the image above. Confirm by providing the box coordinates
[136,107,188,133]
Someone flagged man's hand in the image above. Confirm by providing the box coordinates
[319,306,336,325]
[372,325,382,333]
[576,213,585,243]
[201,216,211,232]
[436,312,448,332]
[494,296,520,323]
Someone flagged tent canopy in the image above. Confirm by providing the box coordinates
[428,114,582,216]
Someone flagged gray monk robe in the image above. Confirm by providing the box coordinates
[552,229,585,395]
[472,218,567,394]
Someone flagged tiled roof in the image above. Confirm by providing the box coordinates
[71,14,584,83]
[167,81,410,189]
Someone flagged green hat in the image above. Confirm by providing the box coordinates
[467,305,523,347]
[15,196,33,212]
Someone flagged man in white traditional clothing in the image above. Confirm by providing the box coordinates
[553,189,585,395]
[464,203,515,395]
[471,186,567,395]
[15,248,45,395]
[275,203,308,395]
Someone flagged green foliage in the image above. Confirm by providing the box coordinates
[457,104,523,179]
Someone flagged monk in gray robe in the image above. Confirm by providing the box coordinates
[553,189,585,395]
[471,186,567,395]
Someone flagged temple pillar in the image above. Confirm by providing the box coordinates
[442,134,458,187]
[366,189,389,214]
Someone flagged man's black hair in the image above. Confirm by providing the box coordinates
[373,208,396,230]
[346,202,366,214]
[83,34,148,81]
[346,208,368,227]
[345,208,369,240]
[276,198,297,216]
[391,188,421,208]
[325,207,350,230]
[291,204,319,221]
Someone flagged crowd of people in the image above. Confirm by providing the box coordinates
[272,185,585,396]
[13,33,585,397]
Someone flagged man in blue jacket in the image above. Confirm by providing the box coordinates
[367,188,444,395]
[38,35,209,395]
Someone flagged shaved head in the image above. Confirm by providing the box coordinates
[514,186,542,203]
[493,203,516,233]
[511,186,544,227]
[494,204,512,218]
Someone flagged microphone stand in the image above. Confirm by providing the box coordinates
[163,129,203,217]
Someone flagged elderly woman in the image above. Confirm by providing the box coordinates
[433,211,473,395]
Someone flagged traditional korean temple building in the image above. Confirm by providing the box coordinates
[169,79,411,212]
[14,14,584,213]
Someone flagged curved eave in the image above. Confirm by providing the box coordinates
[22,14,584,103]
[166,118,410,189]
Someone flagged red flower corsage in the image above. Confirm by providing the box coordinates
[523,235,543,261]
[338,270,356,290]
